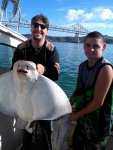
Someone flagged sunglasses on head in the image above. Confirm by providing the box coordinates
[32,22,47,29]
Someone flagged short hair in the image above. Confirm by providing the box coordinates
[31,14,49,29]
[84,31,105,43]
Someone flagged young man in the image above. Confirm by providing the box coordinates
[69,31,113,150]
[11,14,60,150]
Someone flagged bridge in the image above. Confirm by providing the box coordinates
[49,24,90,42]
[0,0,90,42]
[0,0,113,42]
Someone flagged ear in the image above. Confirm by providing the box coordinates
[46,29,48,35]
[102,43,106,51]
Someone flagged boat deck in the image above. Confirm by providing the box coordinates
[106,135,113,150]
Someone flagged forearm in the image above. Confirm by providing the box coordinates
[70,98,102,121]
[78,99,101,116]
[70,90,76,106]
[43,47,60,81]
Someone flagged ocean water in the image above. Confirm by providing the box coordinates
[0,42,113,98]
[0,45,14,67]
[52,42,113,98]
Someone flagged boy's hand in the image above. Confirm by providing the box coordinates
[69,112,79,122]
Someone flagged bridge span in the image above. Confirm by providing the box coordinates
[49,24,90,42]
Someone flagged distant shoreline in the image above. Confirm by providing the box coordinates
[23,34,113,44]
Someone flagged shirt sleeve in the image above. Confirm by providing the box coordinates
[43,46,60,81]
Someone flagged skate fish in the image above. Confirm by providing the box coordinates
[0,60,72,128]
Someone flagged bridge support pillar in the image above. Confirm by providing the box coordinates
[75,32,80,43]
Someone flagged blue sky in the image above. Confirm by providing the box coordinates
[1,0,113,37]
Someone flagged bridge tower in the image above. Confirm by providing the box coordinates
[71,24,81,43]
[71,23,90,43]
[75,32,80,43]
[0,0,21,32]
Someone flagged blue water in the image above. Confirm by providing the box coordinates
[0,45,14,67]
[0,42,113,98]
[52,42,113,98]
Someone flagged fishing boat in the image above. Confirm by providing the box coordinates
[0,23,27,150]
[0,1,27,149]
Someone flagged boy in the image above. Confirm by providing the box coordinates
[69,31,113,150]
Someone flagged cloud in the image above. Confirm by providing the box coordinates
[65,7,113,22]
[100,9,113,20]
[93,7,113,20]
[81,22,113,35]
[64,7,113,36]
[82,22,113,28]
[21,13,26,18]
[65,9,94,22]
